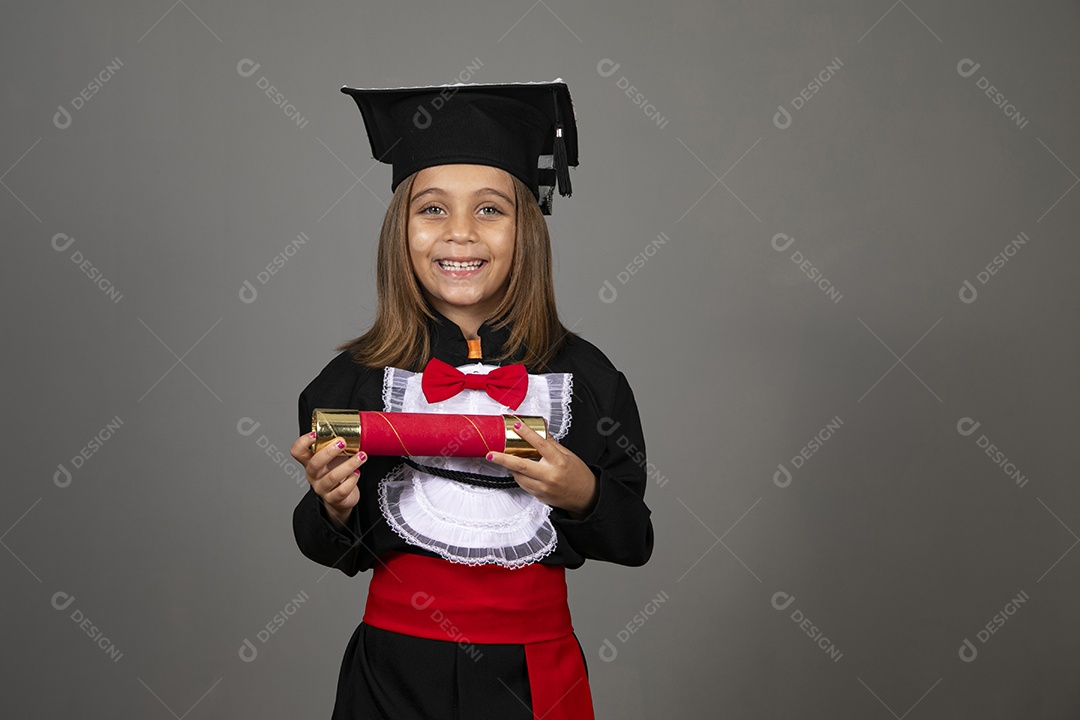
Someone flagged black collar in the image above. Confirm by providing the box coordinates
[426,306,519,366]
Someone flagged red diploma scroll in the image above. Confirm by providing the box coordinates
[311,410,547,460]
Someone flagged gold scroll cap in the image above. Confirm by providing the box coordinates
[503,415,548,459]
[310,409,361,455]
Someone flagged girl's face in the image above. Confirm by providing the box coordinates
[408,164,517,325]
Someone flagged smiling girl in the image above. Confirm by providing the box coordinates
[289,81,653,720]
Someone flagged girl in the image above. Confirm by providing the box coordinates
[289,80,653,720]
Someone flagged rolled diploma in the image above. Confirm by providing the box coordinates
[311,410,547,459]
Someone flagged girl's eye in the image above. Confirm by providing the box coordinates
[478,206,502,216]
[419,205,445,216]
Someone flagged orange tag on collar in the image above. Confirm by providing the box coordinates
[466,338,482,359]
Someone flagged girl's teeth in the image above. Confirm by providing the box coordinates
[439,260,483,270]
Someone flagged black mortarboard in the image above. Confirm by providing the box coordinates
[341,80,578,215]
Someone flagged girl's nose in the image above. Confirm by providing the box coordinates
[444,212,477,242]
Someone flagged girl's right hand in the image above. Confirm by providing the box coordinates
[290,433,368,529]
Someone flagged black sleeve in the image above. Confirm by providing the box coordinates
[550,371,654,567]
[291,361,378,577]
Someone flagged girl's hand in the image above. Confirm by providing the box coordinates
[485,421,599,519]
[289,433,368,529]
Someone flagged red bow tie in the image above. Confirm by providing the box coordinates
[421,357,529,410]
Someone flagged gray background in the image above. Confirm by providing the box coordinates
[3,1,1078,717]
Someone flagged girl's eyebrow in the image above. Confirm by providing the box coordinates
[410,187,445,204]
[410,187,514,206]
[477,187,515,206]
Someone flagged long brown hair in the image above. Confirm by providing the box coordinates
[336,170,574,371]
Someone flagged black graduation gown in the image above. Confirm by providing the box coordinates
[292,309,654,719]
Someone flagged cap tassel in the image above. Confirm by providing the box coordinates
[553,125,572,197]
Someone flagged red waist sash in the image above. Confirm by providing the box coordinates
[363,551,594,720]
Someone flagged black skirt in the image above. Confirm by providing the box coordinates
[332,622,546,720]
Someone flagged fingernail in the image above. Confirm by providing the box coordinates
[486,452,494,461]
[309,431,317,439]
[336,440,345,449]
[358,452,367,462]
[513,421,522,429]
[354,467,361,475]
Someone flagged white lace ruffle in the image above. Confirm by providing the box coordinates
[378,464,557,568]
[377,362,573,568]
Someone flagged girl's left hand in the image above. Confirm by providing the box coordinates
[485,420,599,519]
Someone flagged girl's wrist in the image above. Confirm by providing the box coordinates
[325,504,351,529]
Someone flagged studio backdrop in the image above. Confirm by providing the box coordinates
[3,1,1079,717]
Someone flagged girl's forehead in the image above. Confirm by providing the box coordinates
[411,165,517,196]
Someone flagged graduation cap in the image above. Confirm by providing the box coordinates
[341,80,578,215]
